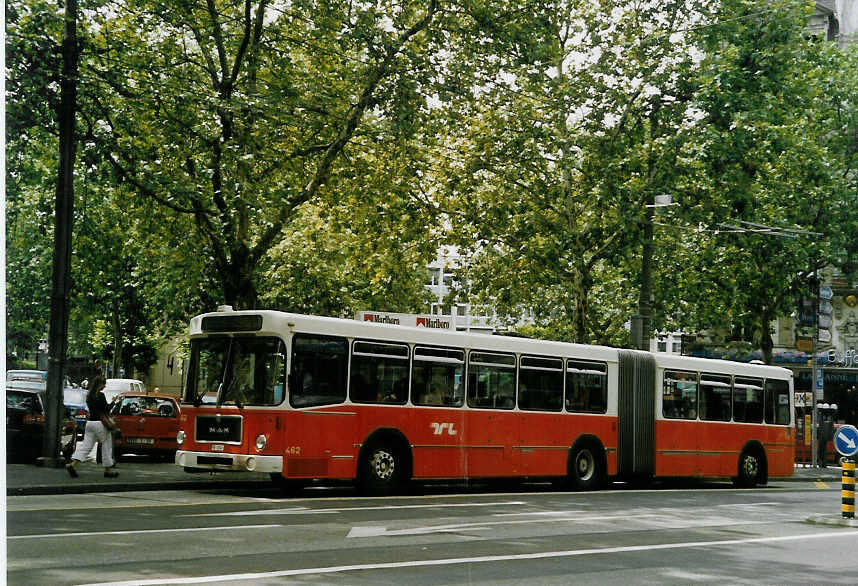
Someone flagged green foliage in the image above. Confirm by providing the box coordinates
[6,0,858,368]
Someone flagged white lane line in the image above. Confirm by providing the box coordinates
[184,500,526,517]
[8,524,280,540]
[347,513,659,537]
[715,502,781,508]
[77,530,858,585]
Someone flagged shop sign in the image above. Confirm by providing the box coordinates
[795,391,813,407]
[797,309,816,326]
[828,349,857,368]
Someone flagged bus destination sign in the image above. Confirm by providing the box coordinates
[356,311,453,330]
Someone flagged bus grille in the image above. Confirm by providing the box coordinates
[196,415,242,442]
[197,456,233,466]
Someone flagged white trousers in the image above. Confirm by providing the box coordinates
[72,421,115,468]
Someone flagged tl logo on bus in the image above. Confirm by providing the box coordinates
[431,422,458,435]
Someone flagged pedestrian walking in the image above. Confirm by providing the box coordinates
[66,374,119,478]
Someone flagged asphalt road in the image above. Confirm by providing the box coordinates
[6,478,858,585]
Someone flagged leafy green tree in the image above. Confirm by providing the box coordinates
[5,1,66,359]
[437,0,707,343]
[653,0,858,363]
[77,0,442,310]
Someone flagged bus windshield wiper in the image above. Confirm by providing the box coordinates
[215,338,234,408]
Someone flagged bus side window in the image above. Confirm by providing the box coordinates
[733,377,763,423]
[663,370,697,420]
[519,355,563,412]
[764,378,791,425]
[289,334,348,408]
[350,341,409,405]
[566,361,607,414]
[467,352,515,410]
[412,346,464,407]
[699,374,731,422]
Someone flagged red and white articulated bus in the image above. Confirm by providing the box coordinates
[174,307,795,494]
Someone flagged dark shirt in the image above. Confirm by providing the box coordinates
[86,392,110,421]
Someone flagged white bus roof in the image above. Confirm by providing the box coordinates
[190,309,619,363]
[189,309,793,379]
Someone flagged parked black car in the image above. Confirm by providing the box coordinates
[6,382,77,463]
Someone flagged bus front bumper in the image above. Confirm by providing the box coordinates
[175,450,282,473]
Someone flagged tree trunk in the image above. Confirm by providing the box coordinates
[42,0,79,463]
[569,267,592,344]
[112,298,122,377]
[222,243,258,310]
[758,310,774,365]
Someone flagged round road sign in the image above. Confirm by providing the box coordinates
[833,424,858,458]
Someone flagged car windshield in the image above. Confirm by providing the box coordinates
[185,336,286,407]
[7,390,42,412]
[115,396,177,417]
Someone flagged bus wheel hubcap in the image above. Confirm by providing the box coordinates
[370,450,395,481]
[742,455,758,478]
[576,450,594,481]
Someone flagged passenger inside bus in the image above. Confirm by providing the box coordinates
[420,385,444,406]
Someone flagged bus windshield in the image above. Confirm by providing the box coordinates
[185,336,286,407]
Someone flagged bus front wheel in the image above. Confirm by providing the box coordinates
[570,445,604,491]
[359,443,404,496]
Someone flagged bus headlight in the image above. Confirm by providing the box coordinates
[177,430,186,446]
[246,456,257,471]
[255,434,267,451]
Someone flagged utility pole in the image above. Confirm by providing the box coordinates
[40,0,79,466]
[634,196,655,350]
[633,194,675,350]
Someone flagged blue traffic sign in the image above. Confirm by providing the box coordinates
[834,425,858,457]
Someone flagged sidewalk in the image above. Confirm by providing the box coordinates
[4,461,847,496]
[5,459,272,496]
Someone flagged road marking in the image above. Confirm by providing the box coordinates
[715,502,781,507]
[346,513,660,537]
[815,481,830,489]
[5,495,282,512]
[184,500,526,517]
[8,524,280,540]
[77,530,858,585]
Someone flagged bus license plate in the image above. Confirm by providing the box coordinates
[211,444,225,452]
[128,437,155,445]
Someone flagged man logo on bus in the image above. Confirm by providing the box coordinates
[431,422,458,435]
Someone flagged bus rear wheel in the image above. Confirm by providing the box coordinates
[359,443,404,496]
[734,449,762,488]
[570,445,604,491]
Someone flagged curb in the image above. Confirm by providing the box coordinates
[805,515,858,528]
[7,480,273,496]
